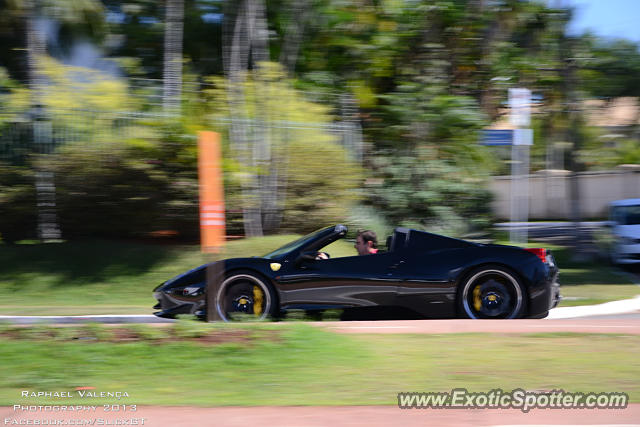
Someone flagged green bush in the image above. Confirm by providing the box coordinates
[282,139,362,233]
[42,142,168,238]
[0,163,38,243]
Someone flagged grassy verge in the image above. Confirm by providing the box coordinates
[0,236,306,315]
[549,245,639,306]
[0,322,638,406]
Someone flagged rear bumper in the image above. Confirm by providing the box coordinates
[528,265,560,317]
[551,280,561,308]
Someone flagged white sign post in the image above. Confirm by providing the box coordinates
[509,88,532,245]
[509,88,532,127]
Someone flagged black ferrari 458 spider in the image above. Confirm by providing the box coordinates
[153,225,560,321]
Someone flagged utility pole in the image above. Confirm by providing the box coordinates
[508,88,532,245]
[561,33,586,259]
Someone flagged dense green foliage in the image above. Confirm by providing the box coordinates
[0,164,38,242]
[0,1,639,240]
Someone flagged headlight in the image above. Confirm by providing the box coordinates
[182,286,204,296]
[169,283,205,297]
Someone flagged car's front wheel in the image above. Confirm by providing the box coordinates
[215,272,275,321]
[458,266,526,319]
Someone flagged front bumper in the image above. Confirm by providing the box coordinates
[153,290,206,319]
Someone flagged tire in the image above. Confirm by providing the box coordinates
[458,265,527,319]
[215,271,276,322]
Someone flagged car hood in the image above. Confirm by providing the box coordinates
[153,264,207,291]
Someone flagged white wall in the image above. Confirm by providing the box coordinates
[490,167,640,219]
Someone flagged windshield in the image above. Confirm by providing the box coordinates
[612,205,640,225]
[263,226,334,259]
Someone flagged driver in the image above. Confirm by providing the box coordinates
[315,229,379,259]
[355,230,378,255]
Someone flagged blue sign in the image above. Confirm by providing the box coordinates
[481,129,513,146]
[480,129,533,146]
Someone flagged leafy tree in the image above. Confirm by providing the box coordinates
[579,37,640,100]
[205,62,363,234]
[101,0,223,78]
[369,90,493,234]
[283,138,362,233]
[0,58,201,240]
[0,0,105,83]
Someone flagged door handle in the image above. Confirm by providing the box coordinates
[389,261,405,269]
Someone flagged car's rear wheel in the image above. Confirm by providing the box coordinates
[216,272,275,321]
[458,266,526,319]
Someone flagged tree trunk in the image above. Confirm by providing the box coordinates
[248,0,281,233]
[223,0,263,237]
[163,0,184,115]
[26,1,62,241]
[561,35,587,260]
[279,0,310,75]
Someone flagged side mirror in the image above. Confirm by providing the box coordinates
[296,251,317,264]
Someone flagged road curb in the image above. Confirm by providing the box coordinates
[547,295,640,319]
[2,295,640,324]
[0,314,174,325]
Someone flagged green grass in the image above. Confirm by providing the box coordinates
[0,236,296,315]
[549,245,640,306]
[559,285,640,306]
[0,323,638,406]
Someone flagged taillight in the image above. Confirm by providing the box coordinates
[525,248,547,263]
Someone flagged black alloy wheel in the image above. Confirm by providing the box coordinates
[216,273,273,321]
[459,266,526,319]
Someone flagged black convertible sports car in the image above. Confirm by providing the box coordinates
[153,225,560,321]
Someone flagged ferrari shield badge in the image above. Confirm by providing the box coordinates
[270,263,281,272]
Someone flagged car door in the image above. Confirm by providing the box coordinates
[275,252,404,309]
[393,248,465,317]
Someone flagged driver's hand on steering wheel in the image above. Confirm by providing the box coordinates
[315,252,329,260]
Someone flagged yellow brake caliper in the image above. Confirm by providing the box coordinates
[253,286,264,315]
[473,285,482,311]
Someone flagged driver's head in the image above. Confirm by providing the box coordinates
[355,230,378,255]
